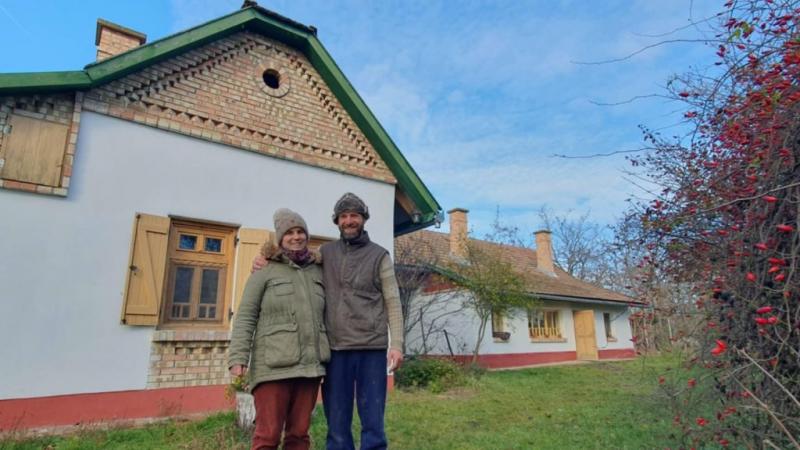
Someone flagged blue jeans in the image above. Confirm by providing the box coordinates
[322,350,387,450]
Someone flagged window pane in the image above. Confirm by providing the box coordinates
[204,237,222,253]
[198,305,218,320]
[179,234,197,250]
[200,269,219,304]
[171,304,190,320]
[173,267,193,303]
[604,313,613,338]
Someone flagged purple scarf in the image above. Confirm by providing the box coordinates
[281,247,312,266]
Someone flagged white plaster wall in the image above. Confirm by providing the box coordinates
[0,112,395,399]
[406,293,585,356]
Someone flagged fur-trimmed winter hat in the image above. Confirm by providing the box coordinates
[332,192,370,224]
[273,208,308,244]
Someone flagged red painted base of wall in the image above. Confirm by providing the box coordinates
[448,351,578,369]
[1,376,396,433]
[598,348,637,359]
[439,348,637,369]
[0,385,234,432]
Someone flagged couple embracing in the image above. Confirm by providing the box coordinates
[228,193,404,450]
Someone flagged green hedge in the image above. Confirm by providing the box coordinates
[395,357,469,393]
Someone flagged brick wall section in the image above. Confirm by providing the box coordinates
[83,31,396,184]
[0,31,396,198]
[0,92,82,196]
[97,27,143,61]
[148,330,231,389]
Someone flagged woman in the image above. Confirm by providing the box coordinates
[228,208,330,450]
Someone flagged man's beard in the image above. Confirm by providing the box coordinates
[340,224,363,239]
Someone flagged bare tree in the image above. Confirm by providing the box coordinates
[538,207,609,282]
[394,233,466,355]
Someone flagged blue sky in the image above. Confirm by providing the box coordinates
[0,0,720,236]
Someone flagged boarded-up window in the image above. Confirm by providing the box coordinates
[1,114,68,186]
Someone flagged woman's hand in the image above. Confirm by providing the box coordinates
[230,364,248,377]
[251,255,268,273]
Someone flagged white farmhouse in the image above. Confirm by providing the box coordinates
[397,209,642,368]
[0,4,440,432]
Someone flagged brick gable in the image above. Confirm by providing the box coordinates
[82,31,395,183]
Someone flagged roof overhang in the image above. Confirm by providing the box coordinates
[536,293,648,308]
[0,5,442,235]
[404,263,646,308]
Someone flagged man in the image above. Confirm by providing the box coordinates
[253,193,403,450]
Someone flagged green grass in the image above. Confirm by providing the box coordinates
[1,357,679,450]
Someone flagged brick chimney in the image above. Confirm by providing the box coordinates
[95,19,147,61]
[534,230,555,275]
[448,208,469,259]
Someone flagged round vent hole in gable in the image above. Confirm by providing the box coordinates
[262,69,281,89]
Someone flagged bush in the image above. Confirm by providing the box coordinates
[395,357,467,392]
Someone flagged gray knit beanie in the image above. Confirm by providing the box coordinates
[273,208,308,244]
[332,192,370,224]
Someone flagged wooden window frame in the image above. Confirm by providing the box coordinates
[159,220,236,329]
[528,309,564,342]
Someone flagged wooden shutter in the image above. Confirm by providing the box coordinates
[121,214,170,326]
[233,228,272,312]
[1,114,69,186]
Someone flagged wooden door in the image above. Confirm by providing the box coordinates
[573,310,598,360]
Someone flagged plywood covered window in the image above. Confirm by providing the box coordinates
[162,221,235,325]
[1,114,68,186]
[528,309,562,339]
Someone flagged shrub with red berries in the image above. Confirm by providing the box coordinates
[629,0,800,446]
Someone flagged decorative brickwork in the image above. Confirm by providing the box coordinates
[83,31,395,183]
[0,92,82,196]
[148,330,232,389]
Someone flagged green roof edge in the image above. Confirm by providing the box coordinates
[305,36,442,229]
[0,6,442,233]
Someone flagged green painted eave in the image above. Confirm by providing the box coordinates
[0,5,441,233]
[306,36,442,233]
[0,71,91,93]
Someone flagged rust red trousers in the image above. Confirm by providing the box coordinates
[251,377,322,450]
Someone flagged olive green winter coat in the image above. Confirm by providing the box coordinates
[228,254,330,392]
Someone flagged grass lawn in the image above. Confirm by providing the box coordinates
[2,357,679,449]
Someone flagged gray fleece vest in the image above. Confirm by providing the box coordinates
[320,232,389,350]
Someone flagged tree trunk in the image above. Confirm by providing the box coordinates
[472,314,489,365]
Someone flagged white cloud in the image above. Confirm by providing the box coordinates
[164,0,714,234]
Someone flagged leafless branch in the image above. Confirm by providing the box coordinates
[551,147,655,159]
[572,39,719,65]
